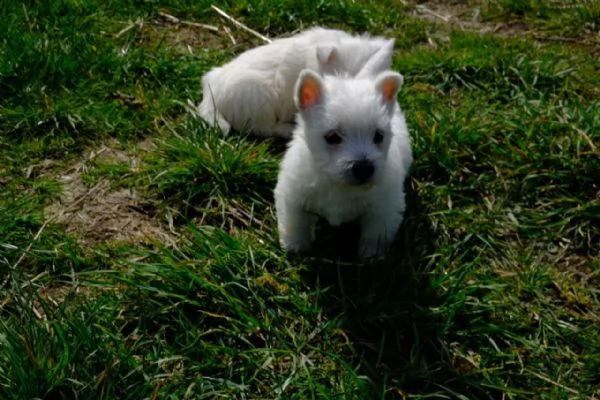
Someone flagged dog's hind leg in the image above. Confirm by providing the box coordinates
[272,122,296,139]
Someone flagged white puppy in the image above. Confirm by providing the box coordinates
[274,63,413,259]
[198,27,394,138]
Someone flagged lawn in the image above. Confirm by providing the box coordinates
[1,0,599,399]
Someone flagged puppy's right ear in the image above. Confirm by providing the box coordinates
[316,45,338,65]
[295,69,325,111]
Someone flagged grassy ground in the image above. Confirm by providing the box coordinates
[1,0,599,398]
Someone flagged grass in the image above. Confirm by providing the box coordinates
[1,0,599,398]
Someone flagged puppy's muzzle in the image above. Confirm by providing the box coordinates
[351,159,375,184]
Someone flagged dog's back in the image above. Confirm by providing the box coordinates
[198,27,395,137]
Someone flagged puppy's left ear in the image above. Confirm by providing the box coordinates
[375,71,404,105]
[316,45,338,65]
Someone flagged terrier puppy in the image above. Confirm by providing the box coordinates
[198,27,394,138]
[274,62,412,259]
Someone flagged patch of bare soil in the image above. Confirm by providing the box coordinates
[118,11,271,56]
[407,0,599,50]
[407,0,531,38]
[45,140,178,247]
[143,23,232,54]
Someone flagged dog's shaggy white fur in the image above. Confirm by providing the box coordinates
[197,27,394,138]
[274,58,413,259]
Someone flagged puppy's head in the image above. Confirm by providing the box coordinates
[316,37,394,77]
[294,68,404,188]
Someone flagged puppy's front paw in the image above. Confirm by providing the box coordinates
[358,239,388,261]
[280,235,312,254]
[276,206,315,255]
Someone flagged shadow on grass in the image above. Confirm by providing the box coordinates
[299,184,499,398]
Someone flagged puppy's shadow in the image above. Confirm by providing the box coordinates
[300,183,489,397]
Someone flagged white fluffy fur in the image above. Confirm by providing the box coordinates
[198,27,394,138]
[274,68,413,259]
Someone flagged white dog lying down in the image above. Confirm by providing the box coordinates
[198,27,395,138]
[274,48,413,259]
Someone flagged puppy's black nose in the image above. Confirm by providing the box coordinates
[351,159,375,183]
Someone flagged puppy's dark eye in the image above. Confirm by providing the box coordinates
[324,130,343,145]
[373,129,384,144]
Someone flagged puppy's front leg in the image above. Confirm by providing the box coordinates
[276,201,315,253]
[359,209,403,259]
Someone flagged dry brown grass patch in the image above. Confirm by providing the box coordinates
[45,140,178,247]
